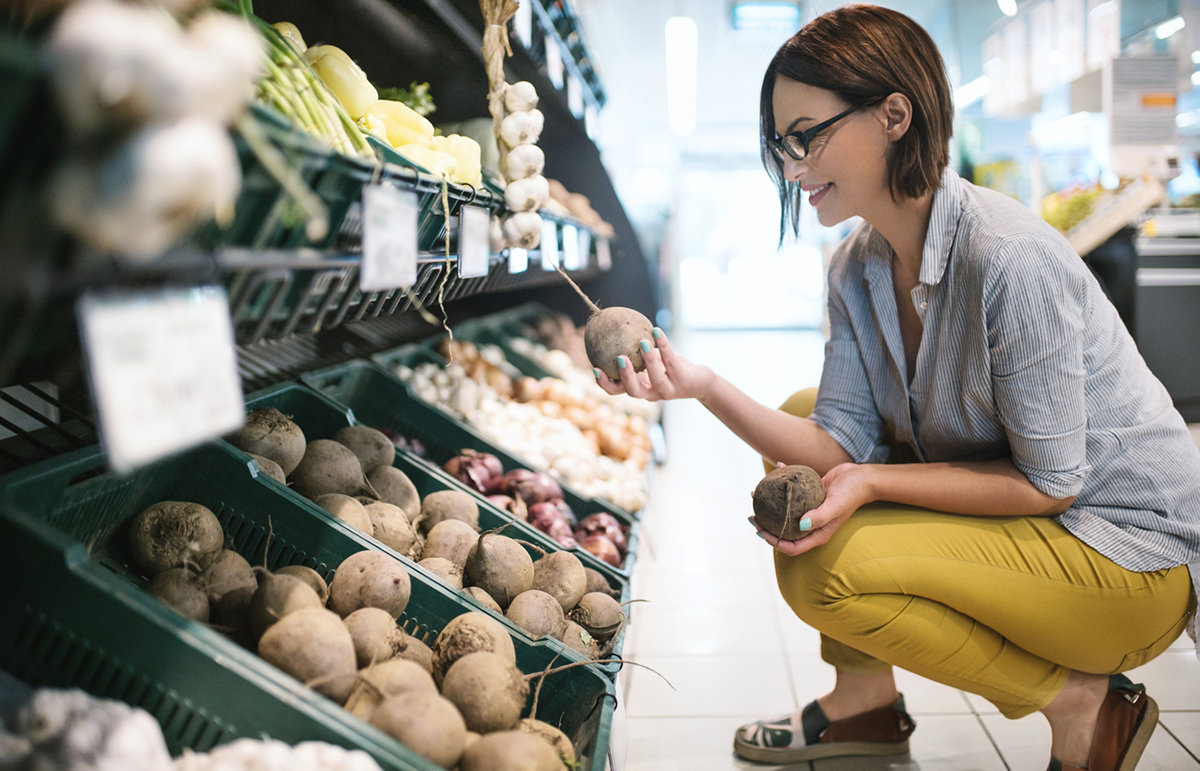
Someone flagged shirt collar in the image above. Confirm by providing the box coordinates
[918,166,962,287]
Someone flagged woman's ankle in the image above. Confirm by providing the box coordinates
[817,669,899,722]
[1042,670,1107,767]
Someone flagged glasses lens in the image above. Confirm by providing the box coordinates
[782,135,807,161]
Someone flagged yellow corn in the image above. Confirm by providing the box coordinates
[371,99,434,146]
[356,113,389,143]
[310,49,378,121]
[272,21,307,53]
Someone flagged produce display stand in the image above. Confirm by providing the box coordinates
[0,438,615,770]
[240,380,631,677]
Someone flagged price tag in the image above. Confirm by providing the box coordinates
[361,184,418,291]
[540,219,559,270]
[545,37,565,89]
[508,246,529,273]
[457,205,491,278]
[78,287,244,472]
[561,223,580,270]
[513,1,533,49]
[567,73,584,118]
[597,237,612,270]
[577,227,593,269]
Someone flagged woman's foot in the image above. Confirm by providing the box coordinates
[1044,672,1159,771]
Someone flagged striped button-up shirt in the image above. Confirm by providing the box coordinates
[811,168,1200,648]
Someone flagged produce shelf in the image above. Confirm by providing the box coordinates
[0,438,615,770]
[299,358,639,576]
[240,381,630,676]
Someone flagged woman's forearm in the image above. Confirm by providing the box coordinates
[862,459,1075,517]
[697,374,852,474]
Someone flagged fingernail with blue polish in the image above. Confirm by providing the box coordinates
[616,357,627,370]
[755,531,766,541]
[652,327,663,339]
[593,368,602,380]
[639,340,651,353]
[799,517,813,532]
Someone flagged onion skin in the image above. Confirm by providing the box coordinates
[577,534,621,566]
[443,450,504,494]
[576,512,628,555]
[487,494,528,521]
[497,469,563,506]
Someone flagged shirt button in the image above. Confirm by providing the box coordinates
[919,301,928,310]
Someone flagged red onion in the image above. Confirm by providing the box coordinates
[497,468,563,505]
[487,494,528,520]
[527,501,570,531]
[545,519,578,548]
[577,534,622,566]
[443,449,504,493]
[576,512,628,554]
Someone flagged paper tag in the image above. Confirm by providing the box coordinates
[597,237,612,270]
[540,219,560,270]
[361,184,418,290]
[561,223,580,270]
[458,205,490,278]
[545,37,565,89]
[577,227,593,269]
[508,246,529,273]
[78,287,244,472]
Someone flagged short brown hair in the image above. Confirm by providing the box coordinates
[760,4,953,239]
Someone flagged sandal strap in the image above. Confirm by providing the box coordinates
[819,696,917,744]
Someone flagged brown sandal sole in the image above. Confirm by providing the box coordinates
[733,736,910,764]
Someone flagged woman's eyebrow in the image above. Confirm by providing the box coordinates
[782,115,812,134]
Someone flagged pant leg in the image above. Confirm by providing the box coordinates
[774,504,1193,718]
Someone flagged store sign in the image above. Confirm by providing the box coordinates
[78,287,243,472]
[361,184,419,291]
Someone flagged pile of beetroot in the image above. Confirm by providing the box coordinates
[443,449,629,567]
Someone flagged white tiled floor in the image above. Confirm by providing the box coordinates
[615,328,1200,771]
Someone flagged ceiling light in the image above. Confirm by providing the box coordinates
[665,16,698,136]
[997,0,1018,17]
[731,1,802,32]
[1156,16,1185,40]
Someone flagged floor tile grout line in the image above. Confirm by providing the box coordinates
[1158,720,1200,765]
[973,711,1015,771]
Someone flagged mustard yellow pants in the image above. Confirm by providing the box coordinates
[771,389,1194,718]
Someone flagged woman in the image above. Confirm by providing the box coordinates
[595,5,1200,770]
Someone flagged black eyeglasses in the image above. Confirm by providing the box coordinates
[768,102,872,162]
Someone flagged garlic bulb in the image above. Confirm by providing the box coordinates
[504,175,549,213]
[503,81,539,113]
[502,143,545,181]
[502,211,543,249]
[499,109,544,149]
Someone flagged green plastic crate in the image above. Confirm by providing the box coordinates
[299,358,639,580]
[240,382,630,676]
[0,441,614,770]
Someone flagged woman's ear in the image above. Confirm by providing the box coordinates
[879,92,913,142]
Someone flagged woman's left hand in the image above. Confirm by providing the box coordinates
[751,462,874,556]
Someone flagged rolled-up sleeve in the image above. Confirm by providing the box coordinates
[812,276,889,464]
[984,241,1091,499]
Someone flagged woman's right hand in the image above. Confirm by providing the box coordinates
[593,327,715,402]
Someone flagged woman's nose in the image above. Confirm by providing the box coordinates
[781,155,805,182]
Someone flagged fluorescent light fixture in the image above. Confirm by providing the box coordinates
[731,1,802,32]
[1156,16,1185,39]
[954,75,992,107]
[997,0,1017,17]
[665,16,698,136]
[1192,71,1200,87]
[1192,50,1200,64]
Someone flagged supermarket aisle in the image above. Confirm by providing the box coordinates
[616,327,1200,771]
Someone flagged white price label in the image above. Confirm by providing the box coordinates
[567,73,584,118]
[508,246,529,273]
[513,1,533,49]
[361,184,418,291]
[78,287,243,472]
[597,237,613,270]
[561,223,580,270]
[577,227,593,269]
[540,219,559,270]
[545,37,564,89]
[458,205,491,278]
